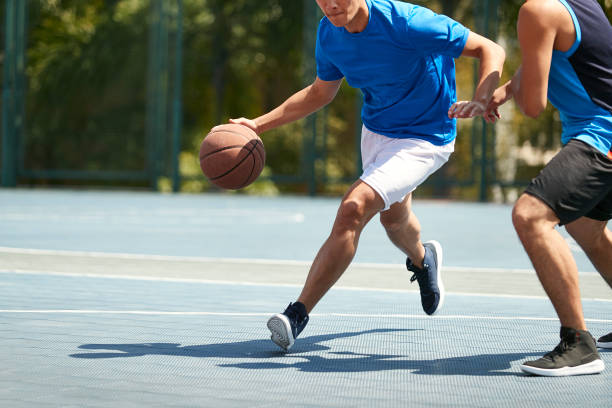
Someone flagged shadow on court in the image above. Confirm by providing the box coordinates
[71,328,540,376]
[71,329,408,359]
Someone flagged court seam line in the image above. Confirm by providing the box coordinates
[0,309,610,323]
[1,246,597,275]
[2,268,611,303]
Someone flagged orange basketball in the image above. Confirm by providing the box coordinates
[199,124,265,190]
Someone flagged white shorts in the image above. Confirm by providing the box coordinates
[359,126,455,210]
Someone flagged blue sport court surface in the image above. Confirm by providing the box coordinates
[1,189,611,407]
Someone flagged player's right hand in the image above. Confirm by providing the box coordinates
[228,118,259,135]
[484,85,513,123]
[448,100,487,119]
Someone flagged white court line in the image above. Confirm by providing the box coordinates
[0,309,611,323]
[0,269,305,289]
[2,268,611,302]
[0,245,552,274]
[0,246,308,267]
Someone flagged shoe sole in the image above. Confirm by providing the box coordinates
[520,359,605,376]
[597,341,612,349]
[267,314,294,351]
[424,240,445,315]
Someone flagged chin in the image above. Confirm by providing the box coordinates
[327,16,347,27]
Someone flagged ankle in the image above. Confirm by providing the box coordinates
[292,301,309,317]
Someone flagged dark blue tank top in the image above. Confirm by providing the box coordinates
[548,0,612,157]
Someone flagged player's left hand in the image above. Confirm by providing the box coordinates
[448,100,487,119]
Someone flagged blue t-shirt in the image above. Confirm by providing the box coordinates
[316,0,470,145]
[548,0,612,158]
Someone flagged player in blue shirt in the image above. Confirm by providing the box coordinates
[229,0,505,351]
[484,0,611,376]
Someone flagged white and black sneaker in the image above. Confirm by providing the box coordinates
[406,240,444,315]
[267,302,309,351]
[597,332,612,349]
[520,327,605,376]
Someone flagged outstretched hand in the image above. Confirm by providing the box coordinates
[482,85,513,123]
[219,117,259,134]
[448,83,514,124]
[448,100,487,119]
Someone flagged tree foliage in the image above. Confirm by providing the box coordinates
[5,0,612,197]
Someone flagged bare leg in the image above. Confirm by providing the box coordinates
[565,218,612,289]
[512,194,586,330]
[297,180,384,312]
[379,193,425,268]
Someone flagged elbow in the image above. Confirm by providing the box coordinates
[323,93,336,106]
[479,41,506,69]
[521,103,546,118]
[516,94,546,118]
[496,45,506,67]
[309,85,337,108]
[491,42,506,63]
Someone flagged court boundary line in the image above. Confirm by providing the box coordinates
[2,268,611,303]
[1,309,611,323]
[0,246,560,275]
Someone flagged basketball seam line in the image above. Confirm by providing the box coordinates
[237,141,260,188]
[208,140,259,182]
[204,128,263,151]
[200,144,244,160]
[252,140,265,163]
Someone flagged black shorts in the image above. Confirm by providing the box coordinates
[524,139,612,226]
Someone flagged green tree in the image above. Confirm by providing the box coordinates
[10,0,612,196]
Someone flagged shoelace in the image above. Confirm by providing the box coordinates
[544,339,575,361]
[285,303,306,325]
[409,262,430,284]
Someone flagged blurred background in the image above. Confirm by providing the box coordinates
[2,0,611,201]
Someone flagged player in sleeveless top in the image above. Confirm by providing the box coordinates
[226,0,505,351]
[482,0,612,376]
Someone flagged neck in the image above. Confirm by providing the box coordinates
[345,0,369,33]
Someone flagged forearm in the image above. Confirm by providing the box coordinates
[472,44,506,106]
[507,67,522,105]
[496,66,537,115]
[254,85,331,134]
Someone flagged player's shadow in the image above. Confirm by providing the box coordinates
[71,328,538,376]
[221,351,542,376]
[71,328,406,360]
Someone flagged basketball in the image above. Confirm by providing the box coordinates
[199,124,266,190]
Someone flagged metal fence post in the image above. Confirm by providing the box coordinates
[146,0,169,191]
[171,0,183,193]
[1,0,25,187]
[476,0,501,202]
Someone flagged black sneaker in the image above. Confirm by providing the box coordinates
[267,302,309,351]
[597,332,612,349]
[520,327,605,376]
[406,240,444,315]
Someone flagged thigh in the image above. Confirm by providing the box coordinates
[380,193,412,225]
[360,127,454,211]
[565,216,608,246]
[524,139,612,225]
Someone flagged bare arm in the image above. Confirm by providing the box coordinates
[486,1,557,120]
[510,3,555,117]
[229,77,342,135]
[448,31,505,119]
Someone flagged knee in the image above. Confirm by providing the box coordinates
[334,199,367,232]
[512,195,541,234]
